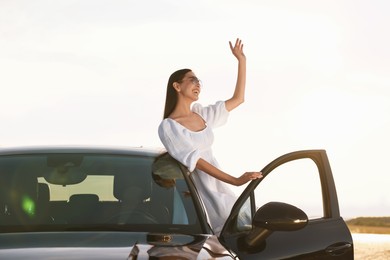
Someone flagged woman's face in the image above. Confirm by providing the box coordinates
[176,71,202,101]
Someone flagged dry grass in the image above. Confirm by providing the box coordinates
[348,224,390,234]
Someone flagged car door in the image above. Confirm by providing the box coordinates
[219,150,353,259]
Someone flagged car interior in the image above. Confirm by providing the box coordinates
[0,154,200,233]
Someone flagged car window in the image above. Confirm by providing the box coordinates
[234,158,324,232]
[0,153,201,234]
[253,158,323,219]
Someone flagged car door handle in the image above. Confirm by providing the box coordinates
[325,242,352,256]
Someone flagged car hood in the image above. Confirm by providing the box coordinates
[0,232,234,259]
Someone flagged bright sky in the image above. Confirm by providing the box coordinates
[1,0,389,218]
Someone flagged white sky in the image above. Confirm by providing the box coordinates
[1,0,389,218]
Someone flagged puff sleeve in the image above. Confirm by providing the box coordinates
[192,101,229,128]
[158,119,201,172]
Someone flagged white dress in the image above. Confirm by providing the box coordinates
[158,101,238,234]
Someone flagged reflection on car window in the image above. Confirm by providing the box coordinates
[237,198,252,231]
[38,176,115,201]
[0,153,201,233]
[152,153,193,225]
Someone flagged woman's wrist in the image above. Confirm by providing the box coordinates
[231,176,240,186]
[237,55,246,62]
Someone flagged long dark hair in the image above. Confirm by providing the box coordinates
[163,68,192,119]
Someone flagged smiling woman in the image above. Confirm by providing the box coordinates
[158,39,263,235]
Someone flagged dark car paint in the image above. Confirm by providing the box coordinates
[0,146,353,259]
[0,232,234,259]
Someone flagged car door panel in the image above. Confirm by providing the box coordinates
[223,219,352,259]
[220,150,353,259]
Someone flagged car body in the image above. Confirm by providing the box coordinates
[0,146,353,259]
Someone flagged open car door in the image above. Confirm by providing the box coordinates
[219,150,353,259]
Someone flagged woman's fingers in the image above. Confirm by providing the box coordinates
[229,40,234,51]
[230,38,241,50]
[246,171,263,180]
[229,38,245,59]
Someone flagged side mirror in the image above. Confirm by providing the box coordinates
[245,202,308,248]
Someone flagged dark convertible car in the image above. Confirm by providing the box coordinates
[0,146,353,259]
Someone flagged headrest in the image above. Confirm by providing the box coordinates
[68,194,99,205]
[114,171,150,201]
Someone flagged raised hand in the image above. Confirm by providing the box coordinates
[229,38,246,61]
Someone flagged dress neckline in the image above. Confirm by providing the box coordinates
[166,117,208,133]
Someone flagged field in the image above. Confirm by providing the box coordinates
[346,217,390,234]
[348,225,390,234]
[347,217,390,259]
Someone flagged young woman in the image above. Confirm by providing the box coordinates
[158,38,262,234]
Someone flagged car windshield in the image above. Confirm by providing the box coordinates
[0,152,201,234]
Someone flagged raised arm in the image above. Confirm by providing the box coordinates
[225,38,246,112]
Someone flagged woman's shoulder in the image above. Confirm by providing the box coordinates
[158,118,182,133]
[192,101,225,112]
[159,118,173,129]
[158,119,174,139]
